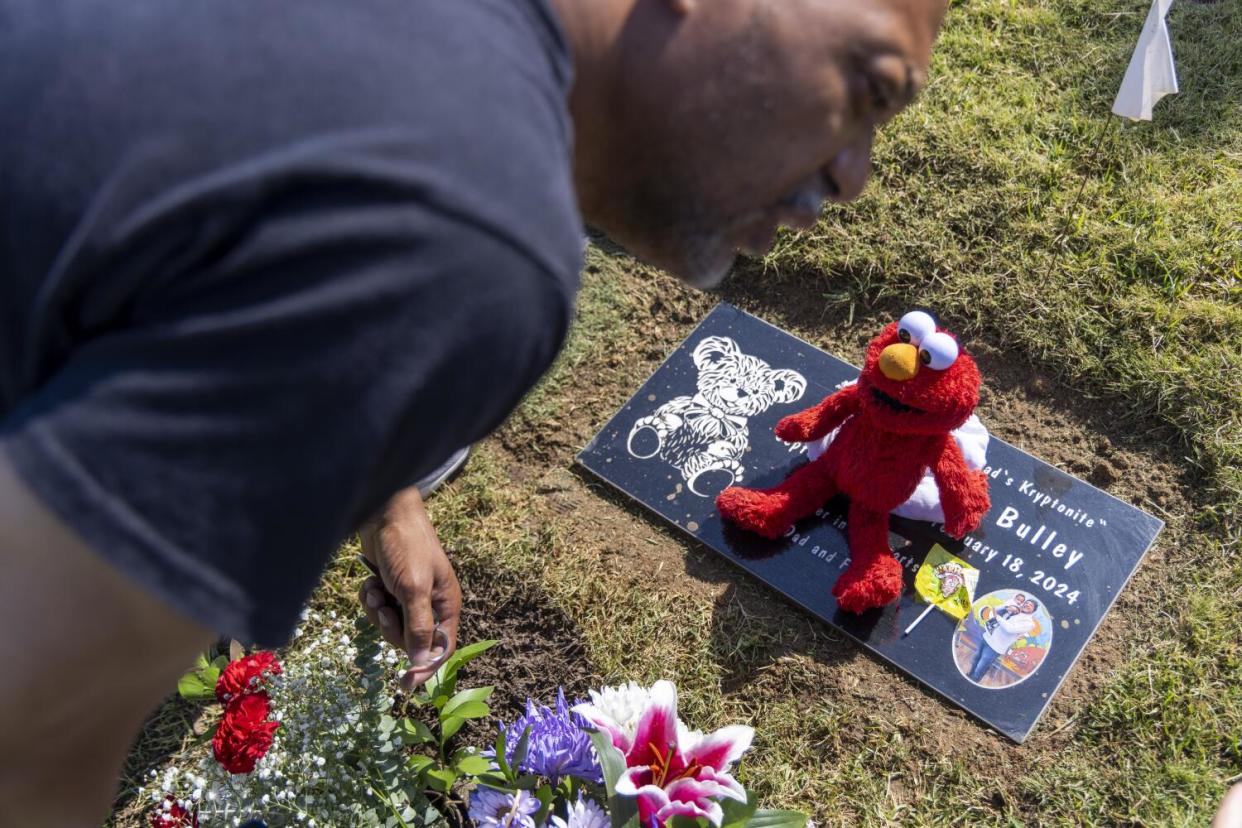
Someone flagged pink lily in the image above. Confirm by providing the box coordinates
[575,681,754,827]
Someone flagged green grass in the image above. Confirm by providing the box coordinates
[113,0,1240,825]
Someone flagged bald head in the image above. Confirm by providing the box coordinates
[551,0,949,286]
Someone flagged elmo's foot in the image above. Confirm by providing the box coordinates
[832,552,904,613]
[716,486,794,540]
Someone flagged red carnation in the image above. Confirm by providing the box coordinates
[150,795,198,827]
[215,651,281,703]
[212,692,280,775]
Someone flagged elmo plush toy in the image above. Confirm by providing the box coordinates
[716,311,991,613]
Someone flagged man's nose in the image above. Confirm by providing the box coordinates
[824,132,874,203]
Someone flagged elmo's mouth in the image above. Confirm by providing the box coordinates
[871,387,924,414]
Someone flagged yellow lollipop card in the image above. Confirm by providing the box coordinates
[905,545,980,634]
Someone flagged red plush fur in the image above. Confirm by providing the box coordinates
[716,319,991,613]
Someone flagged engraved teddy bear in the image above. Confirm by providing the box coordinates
[627,336,806,496]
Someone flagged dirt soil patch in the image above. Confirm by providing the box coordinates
[452,560,601,716]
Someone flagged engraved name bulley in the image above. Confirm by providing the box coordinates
[578,304,1163,742]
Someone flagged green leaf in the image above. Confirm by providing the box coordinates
[667,817,709,828]
[416,800,445,825]
[587,729,626,798]
[176,666,220,702]
[611,804,640,828]
[511,726,532,771]
[399,718,435,746]
[475,771,513,789]
[720,793,758,828]
[745,810,808,828]
[424,768,457,792]
[440,700,490,721]
[456,755,493,775]
[440,715,466,742]
[441,686,494,718]
[493,729,512,778]
[534,784,554,826]
[426,640,499,699]
[587,728,638,828]
[424,672,456,705]
[193,652,210,671]
[406,755,435,776]
[210,654,229,670]
[443,639,499,669]
[189,726,216,747]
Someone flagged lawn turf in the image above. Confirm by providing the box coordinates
[111,0,1240,825]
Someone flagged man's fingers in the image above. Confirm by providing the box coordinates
[360,576,385,609]
[431,565,463,659]
[397,564,463,690]
[399,583,439,666]
[357,576,404,651]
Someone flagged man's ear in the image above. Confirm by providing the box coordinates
[692,336,740,371]
[769,369,807,404]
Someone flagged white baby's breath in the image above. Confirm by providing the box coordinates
[139,614,408,826]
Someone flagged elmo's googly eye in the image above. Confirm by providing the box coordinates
[897,311,936,345]
[919,332,959,370]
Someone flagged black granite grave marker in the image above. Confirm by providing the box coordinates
[577,303,1163,742]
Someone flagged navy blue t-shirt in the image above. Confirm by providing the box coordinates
[0,0,583,644]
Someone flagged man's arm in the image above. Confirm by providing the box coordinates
[0,448,213,825]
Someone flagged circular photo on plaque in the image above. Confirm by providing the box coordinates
[952,589,1053,689]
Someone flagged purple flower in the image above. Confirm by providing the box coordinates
[492,689,602,785]
[468,787,540,828]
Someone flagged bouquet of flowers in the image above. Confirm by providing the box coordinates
[144,612,807,828]
[470,680,807,828]
[144,609,445,826]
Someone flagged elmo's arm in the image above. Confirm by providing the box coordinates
[932,436,991,538]
[774,383,862,443]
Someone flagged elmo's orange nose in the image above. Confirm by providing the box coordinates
[879,343,919,381]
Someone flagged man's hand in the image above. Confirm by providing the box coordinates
[357,486,462,690]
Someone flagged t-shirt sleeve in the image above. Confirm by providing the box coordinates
[2,190,574,646]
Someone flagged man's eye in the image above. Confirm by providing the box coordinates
[866,74,892,111]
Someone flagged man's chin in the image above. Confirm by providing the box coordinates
[675,247,737,290]
[632,233,739,290]
[591,217,740,289]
